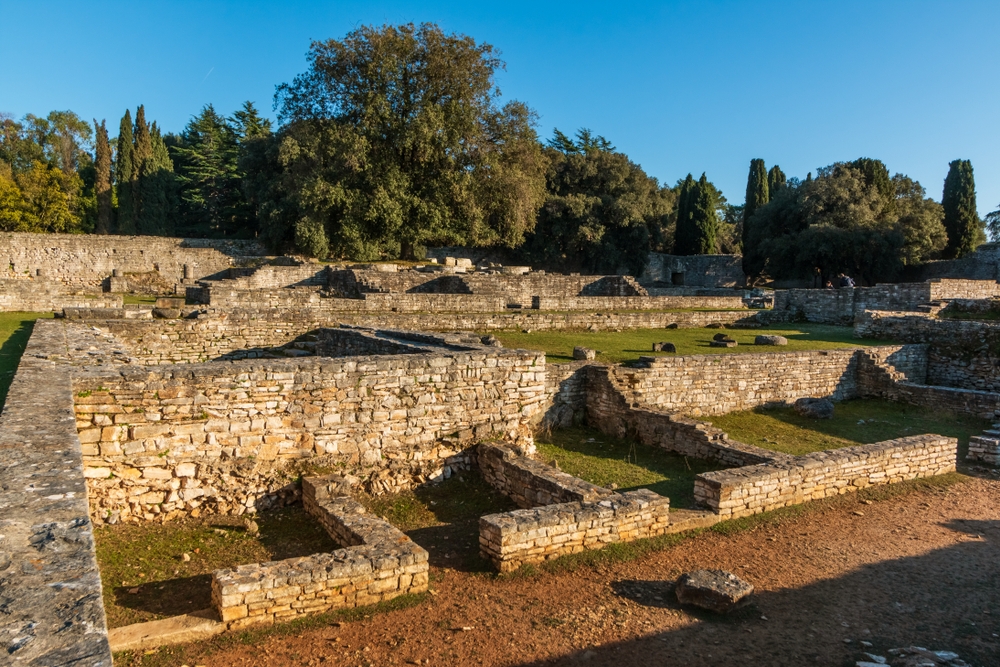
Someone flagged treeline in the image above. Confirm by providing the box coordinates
[741,157,986,285]
[1,22,996,280]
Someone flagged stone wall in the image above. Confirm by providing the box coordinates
[772,280,1000,325]
[0,278,122,311]
[536,361,591,430]
[584,365,787,466]
[693,435,957,519]
[0,232,263,287]
[916,243,1000,281]
[478,442,611,508]
[602,348,873,416]
[211,475,428,629]
[476,443,670,572]
[75,344,546,523]
[0,320,112,665]
[641,253,744,288]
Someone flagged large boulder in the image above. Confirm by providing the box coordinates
[652,342,676,353]
[573,346,596,361]
[675,569,754,613]
[755,335,788,346]
[794,397,834,419]
[710,334,738,348]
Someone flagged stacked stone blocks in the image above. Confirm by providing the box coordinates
[211,475,428,630]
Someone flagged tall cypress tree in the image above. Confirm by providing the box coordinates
[942,159,983,258]
[138,122,178,236]
[93,119,112,234]
[691,173,720,255]
[742,159,769,277]
[132,105,153,232]
[673,174,697,255]
[115,110,135,234]
[767,165,786,196]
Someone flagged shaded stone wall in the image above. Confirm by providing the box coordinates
[693,435,957,519]
[0,232,263,286]
[641,253,744,288]
[477,442,611,508]
[0,278,122,311]
[75,347,546,524]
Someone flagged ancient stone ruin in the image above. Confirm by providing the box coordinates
[0,231,997,664]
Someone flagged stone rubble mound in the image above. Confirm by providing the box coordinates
[856,646,971,667]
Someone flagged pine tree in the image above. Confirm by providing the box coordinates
[93,120,112,234]
[767,165,786,196]
[942,159,984,258]
[115,110,135,234]
[231,101,272,141]
[742,159,769,277]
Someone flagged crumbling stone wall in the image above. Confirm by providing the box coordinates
[693,435,957,519]
[75,346,546,523]
[0,278,122,311]
[0,232,262,286]
[211,475,428,629]
[641,253,744,288]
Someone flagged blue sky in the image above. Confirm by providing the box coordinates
[2,1,998,215]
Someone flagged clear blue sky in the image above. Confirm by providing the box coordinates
[3,1,998,215]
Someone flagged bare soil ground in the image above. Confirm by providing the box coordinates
[124,472,1000,667]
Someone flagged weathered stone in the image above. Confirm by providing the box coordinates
[794,397,835,419]
[712,333,732,342]
[152,308,182,319]
[755,335,788,346]
[709,340,738,348]
[573,346,596,361]
[675,569,754,613]
[652,342,676,353]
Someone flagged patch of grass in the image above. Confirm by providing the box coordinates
[120,294,159,304]
[114,592,429,667]
[0,311,53,410]
[95,505,339,628]
[535,426,726,508]
[492,324,898,364]
[704,398,991,456]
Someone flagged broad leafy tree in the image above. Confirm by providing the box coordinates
[268,22,547,259]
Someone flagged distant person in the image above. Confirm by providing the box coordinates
[837,273,855,288]
[824,280,833,288]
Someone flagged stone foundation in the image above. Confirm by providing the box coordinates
[210,475,428,629]
[693,435,957,519]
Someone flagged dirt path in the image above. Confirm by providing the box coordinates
[138,476,1000,667]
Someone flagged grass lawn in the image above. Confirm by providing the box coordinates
[492,324,897,364]
[120,294,159,304]
[535,426,727,508]
[94,505,339,628]
[704,398,992,456]
[0,311,53,409]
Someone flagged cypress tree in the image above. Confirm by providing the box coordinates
[115,110,135,234]
[93,119,112,234]
[691,173,720,255]
[942,159,983,258]
[138,123,178,236]
[673,174,697,255]
[767,165,786,196]
[133,105,153,232]
[742,159,769,277]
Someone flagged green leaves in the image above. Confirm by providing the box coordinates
[942,159,983,259]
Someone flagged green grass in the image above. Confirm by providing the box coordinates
[94,505,340,628]
[704,398,991,456]
[0,311,53,409]
[534,426,726,508]
[120,294,158,304]
[492,324,897,364]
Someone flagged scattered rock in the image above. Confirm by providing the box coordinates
[712,333,732,342]
[244,519,259,535]
[875,646,970,667]
[652,342,676,353]
[181,553,191,562]
[128,587,139,594]
[151,308,181,319]
[665,323,679,329]
[674,569,754,613]
[573,346,596,361]
[794,397,835,419]
[755,335,788,346]
[480,335,502,348]
[709,336,738,348]
[706,323,726,329]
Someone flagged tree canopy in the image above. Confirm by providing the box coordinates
[941,159,983,258]
[262,22,547,258]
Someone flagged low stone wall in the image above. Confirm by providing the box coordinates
[968,434,1000,465]
[601,348,874,416]
[211,475,428,629]
[0,320,112,665]
[478,442,610,508]
[75,343,545,523]
[584,365,786,467]
[693,435,957,519]
[479,489,671,572]
[0,278,122,311]
[536,361,591,429]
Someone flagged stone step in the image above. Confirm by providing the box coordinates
[108,609,224,653]
[665,508,720,534]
